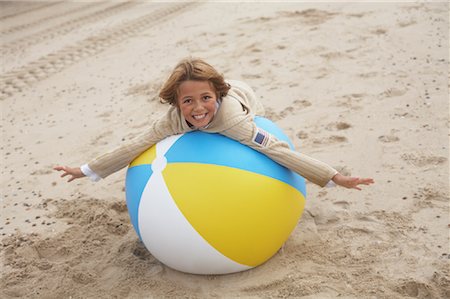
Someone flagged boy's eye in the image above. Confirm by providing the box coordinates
[203,96,212,100]
[183,99,191,104]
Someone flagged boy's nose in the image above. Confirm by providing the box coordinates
[193,101,204,111]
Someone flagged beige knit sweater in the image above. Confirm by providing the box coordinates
[88,80,337,187]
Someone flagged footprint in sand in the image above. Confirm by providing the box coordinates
[313,135,348,145]
[371,28,388,35]
[278,9,338,26]
[320,51,353,61]
[264,107,281,121]
[293,99,311,109]
[313,67,330,79]
[242,73,262,79]
[414,186,447,203]
[358,72,378,78]
[346,12,368,18]
[296,130,308,140]
[31,169,53,175]
[325,121,352,131]
[96,110,113,118]
[336,225,372,239]
[90,130,113,146]
[265,100,311,121]
[378,135,400,143]
[34,260,53,270]
[395,280,435,298]
[401,153,447,167]
[107,221,129,235]
[278,106,294,118]
[356,215,378,223]
[382,87,407,98]
[239,15,273,24]
[244,42,263,53]
[397,19,417,27]
[72,270,97,285]
[131,240,156,261]
[336,94,365,110]
[333,201,350,209]
[249,58,261,66]
[110,201,128,213]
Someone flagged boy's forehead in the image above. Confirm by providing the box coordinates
[178,80,216,95]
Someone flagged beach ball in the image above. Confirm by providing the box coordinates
[125,117,306,274]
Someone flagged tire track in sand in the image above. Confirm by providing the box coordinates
[0,2,60,21]
[0,2,198,101]
[0,1,138,55]
[0,2,105,37]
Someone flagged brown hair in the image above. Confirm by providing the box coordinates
[159,58,230,106]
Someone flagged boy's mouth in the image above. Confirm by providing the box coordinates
[193,113,207,120]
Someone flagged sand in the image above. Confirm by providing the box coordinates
[1,1,449,298]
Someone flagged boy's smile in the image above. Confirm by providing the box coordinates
[177,80,218,128]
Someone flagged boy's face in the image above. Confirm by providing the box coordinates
[177,80,218,128]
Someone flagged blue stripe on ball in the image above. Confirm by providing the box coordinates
[125,165,153,240]
[165,117,305,195]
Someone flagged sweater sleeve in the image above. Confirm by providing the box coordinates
[221,118,338,187]
[226,80,265,116]
[87,106,185,179]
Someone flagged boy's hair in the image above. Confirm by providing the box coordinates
[159,58,230,105]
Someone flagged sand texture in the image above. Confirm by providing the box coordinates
[1,1,449,298]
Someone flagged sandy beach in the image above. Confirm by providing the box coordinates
[1,1,449,298]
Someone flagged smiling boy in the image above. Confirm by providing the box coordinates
[55,58,373,190]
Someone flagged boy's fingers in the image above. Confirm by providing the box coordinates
[357,178,372,185]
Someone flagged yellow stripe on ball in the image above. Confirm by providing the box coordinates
[163,163,305,267]
[130,146,157,167]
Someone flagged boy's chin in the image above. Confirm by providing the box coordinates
[191,119,211,128]
[194,121,208,127]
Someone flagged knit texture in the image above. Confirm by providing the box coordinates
[87,80,337,187]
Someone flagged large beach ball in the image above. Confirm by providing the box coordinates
[125,117,306,274]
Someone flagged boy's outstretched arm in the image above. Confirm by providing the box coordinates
[220,118,374,189]
[331,173,374,190]
[53,166,85,182]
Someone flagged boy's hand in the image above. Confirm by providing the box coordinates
[332,173,374,190]
[53,166,85,182]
